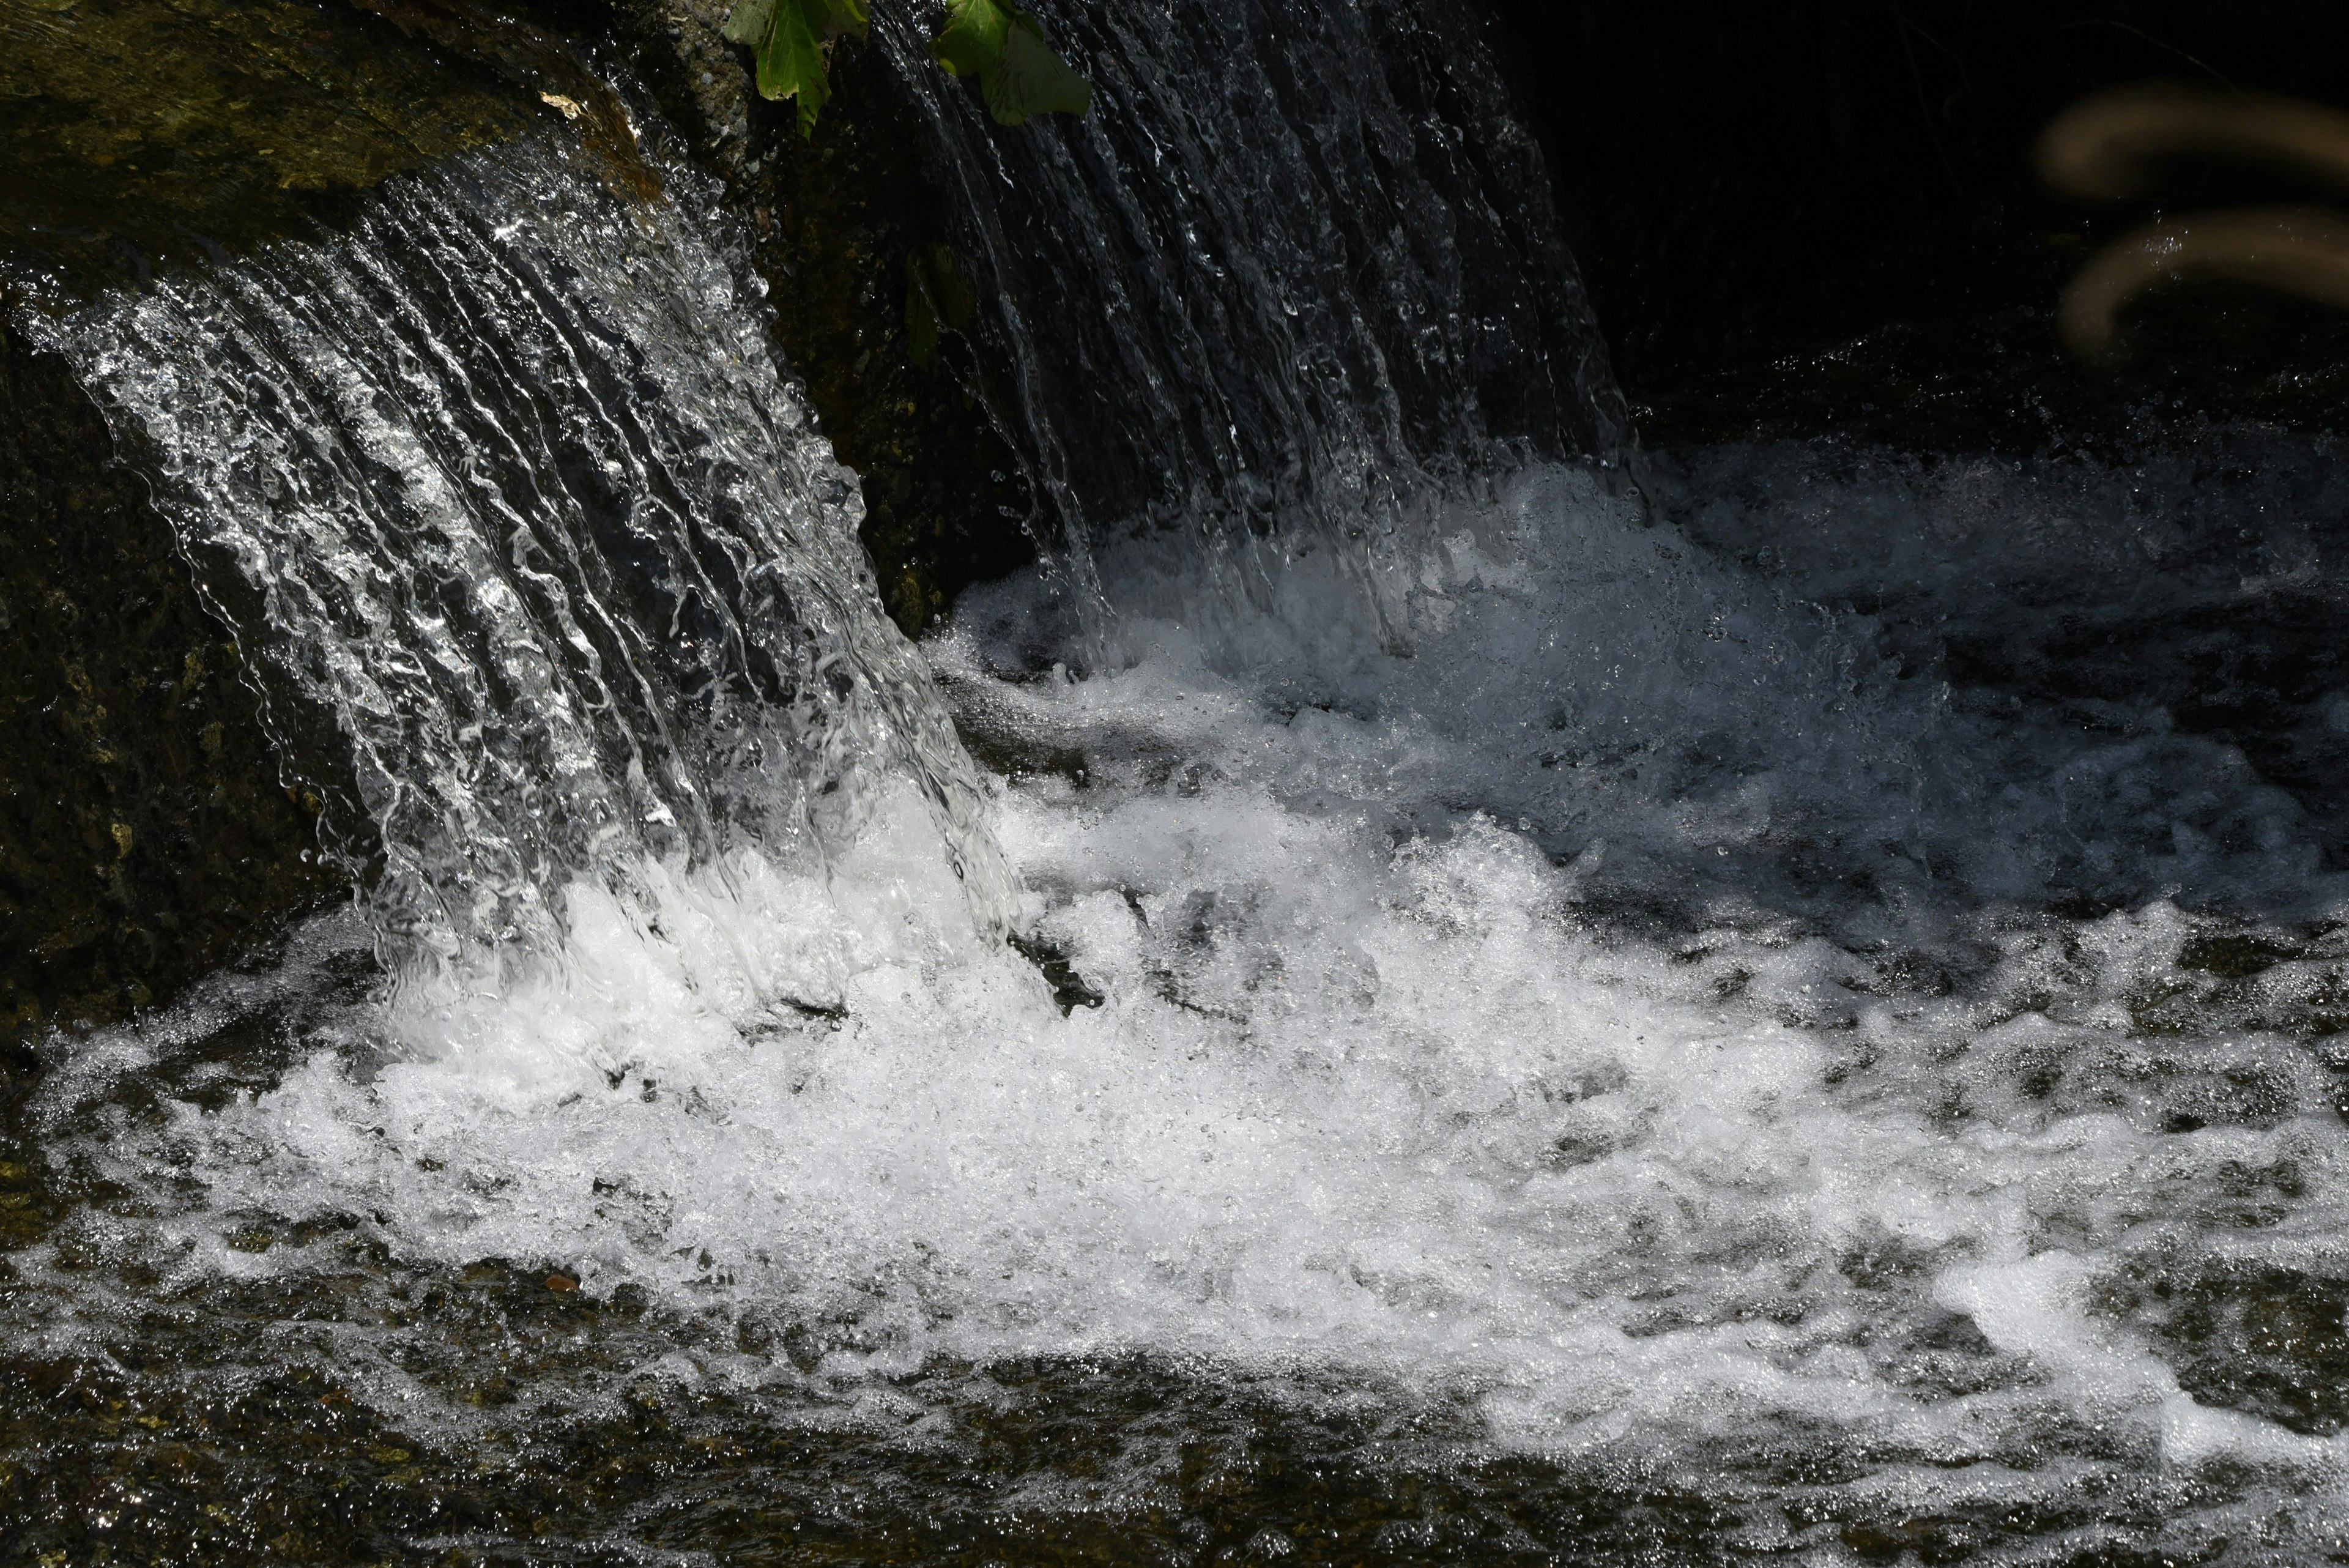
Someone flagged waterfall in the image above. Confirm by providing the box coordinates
[15,6,2349,1562]
[13,0,1639,963]
[868,0,1631,644]
[25,133,1014,962]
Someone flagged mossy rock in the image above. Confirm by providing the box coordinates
[0,317,354,1044]
[0,0,538,275]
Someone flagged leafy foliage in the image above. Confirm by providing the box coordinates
[723,0,870,138]
[725,0,1089,137]
[904,241,977,366]
[930,0,1093,125]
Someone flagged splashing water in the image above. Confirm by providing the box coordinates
[18,436,2349,1558]
[871,0,1632,647]
[23,133,1014,965]
[13,12,2349,1566]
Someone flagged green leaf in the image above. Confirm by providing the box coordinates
[931,1,1091,126]
[721,0,774,46]
[759,0,831,137]
[929,0,1011,79]
[984,12,1092,125]
[735,0,1086,138]
[814,0,869,42]
[729,0,867,137]
[906,242,978,367]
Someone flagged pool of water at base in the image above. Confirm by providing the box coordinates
[14,451,2349,1566]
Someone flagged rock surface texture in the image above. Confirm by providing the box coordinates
[0,321,346,1042]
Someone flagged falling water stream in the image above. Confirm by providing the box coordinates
[23,132,1014,964]
[13,2,2349,1564]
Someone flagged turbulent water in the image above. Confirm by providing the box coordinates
[15,4,2349,1565]
[868,0,1631,644]
[24,133,1013,962]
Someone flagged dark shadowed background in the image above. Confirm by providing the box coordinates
[1478,2,2349,428]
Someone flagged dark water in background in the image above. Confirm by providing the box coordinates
[11,2,2349,1563]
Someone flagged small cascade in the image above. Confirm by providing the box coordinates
[26,133,1014,961]
[870,0,1631,642]
[16,9,2349,1564]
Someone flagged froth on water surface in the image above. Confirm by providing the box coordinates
[14,445,2349,1561]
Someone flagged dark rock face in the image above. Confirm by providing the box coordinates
[738,38,1038,638]
[0,320,349,1041]
[1486,1,2349,399]
[602,0,1037,637]
[1467,1,2349,462]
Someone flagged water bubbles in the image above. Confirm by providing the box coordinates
[20,442,2349,1557]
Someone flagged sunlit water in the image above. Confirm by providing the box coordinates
[19,134,1014,963]
[12,6,2349,1556]
[15,436,2349,1561]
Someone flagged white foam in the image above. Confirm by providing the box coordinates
[29,458,2349,1542]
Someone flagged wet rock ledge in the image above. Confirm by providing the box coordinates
[1,0,1039,1041]
[0,319,345,1041]
[0,0,538,1043]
